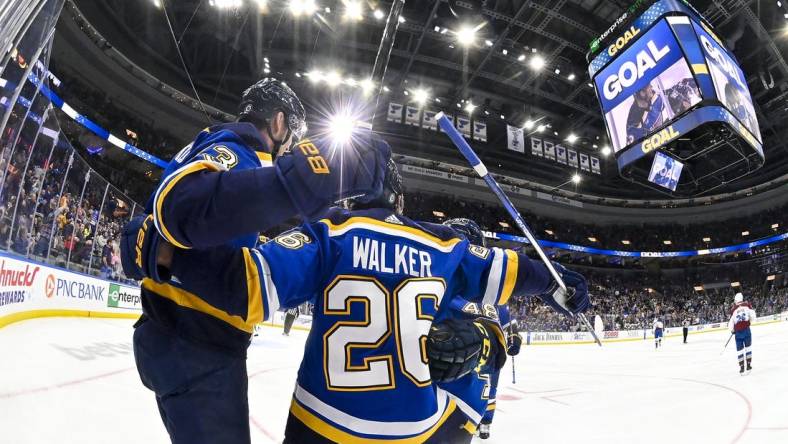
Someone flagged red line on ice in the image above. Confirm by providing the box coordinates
[0,367,134,399]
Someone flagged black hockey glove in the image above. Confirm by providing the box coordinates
[507,333,523,356]
[426,318,505,383]
[120,215,170,282]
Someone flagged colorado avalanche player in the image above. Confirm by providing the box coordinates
[653,318,664,349]
[728,292,757,375]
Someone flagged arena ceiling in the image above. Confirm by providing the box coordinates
[68,0,788,197]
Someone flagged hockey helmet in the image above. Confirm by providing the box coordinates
[238,78,307,143]
[734,292,744,303]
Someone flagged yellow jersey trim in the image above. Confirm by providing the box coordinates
[256,151,273,164]
[498,250,519,305]
[289,398,457,443]
[142,278,256,333]
[154,160,221,249]
[462,420,478,434]
[692,64,709,75]
[243,248,265,326]
[486,402,496,411]
[320,217,462,248]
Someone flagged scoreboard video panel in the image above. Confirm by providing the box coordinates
[594,19,702,153]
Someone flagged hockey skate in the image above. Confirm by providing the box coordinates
[478,423,491,440]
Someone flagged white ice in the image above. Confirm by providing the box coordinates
[1,317,787,444]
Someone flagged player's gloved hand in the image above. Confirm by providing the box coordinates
[274,130,390,220]
[426,318,505,383]
[538,262,589,317]
[507,333,523,356]
[120,215,170,282]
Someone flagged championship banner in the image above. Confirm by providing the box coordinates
[507,125,525,153]
[543,141,556,161]
[579,153,591,172]
[387,102,403,123]
[555,145,567,164]
[405,106,421,127]
[530,136,543,157]
[567,149,579,168]
[422,110,438,130]
[456,116,472,138]
[590,156,601,174]
[473,120,487,142]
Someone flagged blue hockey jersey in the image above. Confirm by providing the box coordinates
[146,122,288,250]
[162,207,554,440]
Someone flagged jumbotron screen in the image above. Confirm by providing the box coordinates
[592,14,761,155]
[594,19,701,153]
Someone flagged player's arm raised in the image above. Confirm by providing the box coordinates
[151,136,389,250]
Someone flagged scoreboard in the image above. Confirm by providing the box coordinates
[587,0,763,196]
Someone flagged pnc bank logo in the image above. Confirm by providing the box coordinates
[45,274,55,298]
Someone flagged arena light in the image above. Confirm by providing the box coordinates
[566,133,578,144]
[693,285,704,291]
[731,281,741,287]
[328,112,357,145]
[663,240,672,245]
[359,78,375,95]
[523,119,535,130]
[571,173,581,184]
[703,237,711,242]
[484,39,493,47]
[529,55,545,71]
[536,124,546,133]
[742,230,750,236]
[567,73,576,81]
[499,221,510,228]
[324,70,342,87]
[600,145,612,156]
[307,70,323,83]
[210,0,242,8]
[373,9,384,20]
[151,0,162,7]
[587,237,597,243]
[410,88,429,106]
[621,240,630,245]
[772,223,780,229]
[517,54,526,61]
[343,0,363,21]
[252,0,268,11]
[767,274,776,281]
[455,25,479,47]
[545,229,554,235]
[464,101,477,114]
[289,0,317,17]
[554,68,561,75]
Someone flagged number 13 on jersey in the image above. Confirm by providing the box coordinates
[322,276,446,391]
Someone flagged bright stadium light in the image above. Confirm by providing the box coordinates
[252,0,268,11]
[360,78,375,95]
[536,124,546,133]
[567,73,576,81]
[307,70,323,83]
[289,0,317,17]
[517,54,526,61]
[566,133,578,144]
[601,145,612,156]
[328,113,357,145]
[455,25,478,47]
[523,119,535,130]
[464,101,477,114]
[529,55,545,71]
[325,70,342,87]
[571,174,581,184]
[152,0,162,8]
[343,0,363,21]
[373,9,384,20]
[412,88,429,106]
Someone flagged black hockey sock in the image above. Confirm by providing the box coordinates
[746,357,752,370]
[739,362,745,373]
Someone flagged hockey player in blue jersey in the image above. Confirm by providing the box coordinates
[728,292,757,375]
[123,160,590,442]
[653,317,664,349]
[441,218,523,440]
[122,78,389,444]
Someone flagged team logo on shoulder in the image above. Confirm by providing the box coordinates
[275,231,311,249]
[202,145,238,169]
[468,244,490,259]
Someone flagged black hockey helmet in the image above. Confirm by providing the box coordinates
[443,218,486,247]
[238,78,307,144]
[349,152,404,214]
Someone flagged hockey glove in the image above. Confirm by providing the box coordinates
[275,131,390,220]
[120,215,170,282]
[507,333,523,356]
[426,318,505,383]
[538,262,590,317]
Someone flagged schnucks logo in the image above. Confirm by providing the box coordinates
[45,274,56,298]
[107,283,141,309]
[0,260,39,287]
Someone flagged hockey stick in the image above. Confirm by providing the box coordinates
[511,355,516,384]
[435,112,602,347]
[720,333,733,355]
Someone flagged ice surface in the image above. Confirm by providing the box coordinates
[1,318,786,443]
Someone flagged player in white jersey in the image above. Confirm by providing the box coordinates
[728,292,757,375]
[653,318,664,349]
